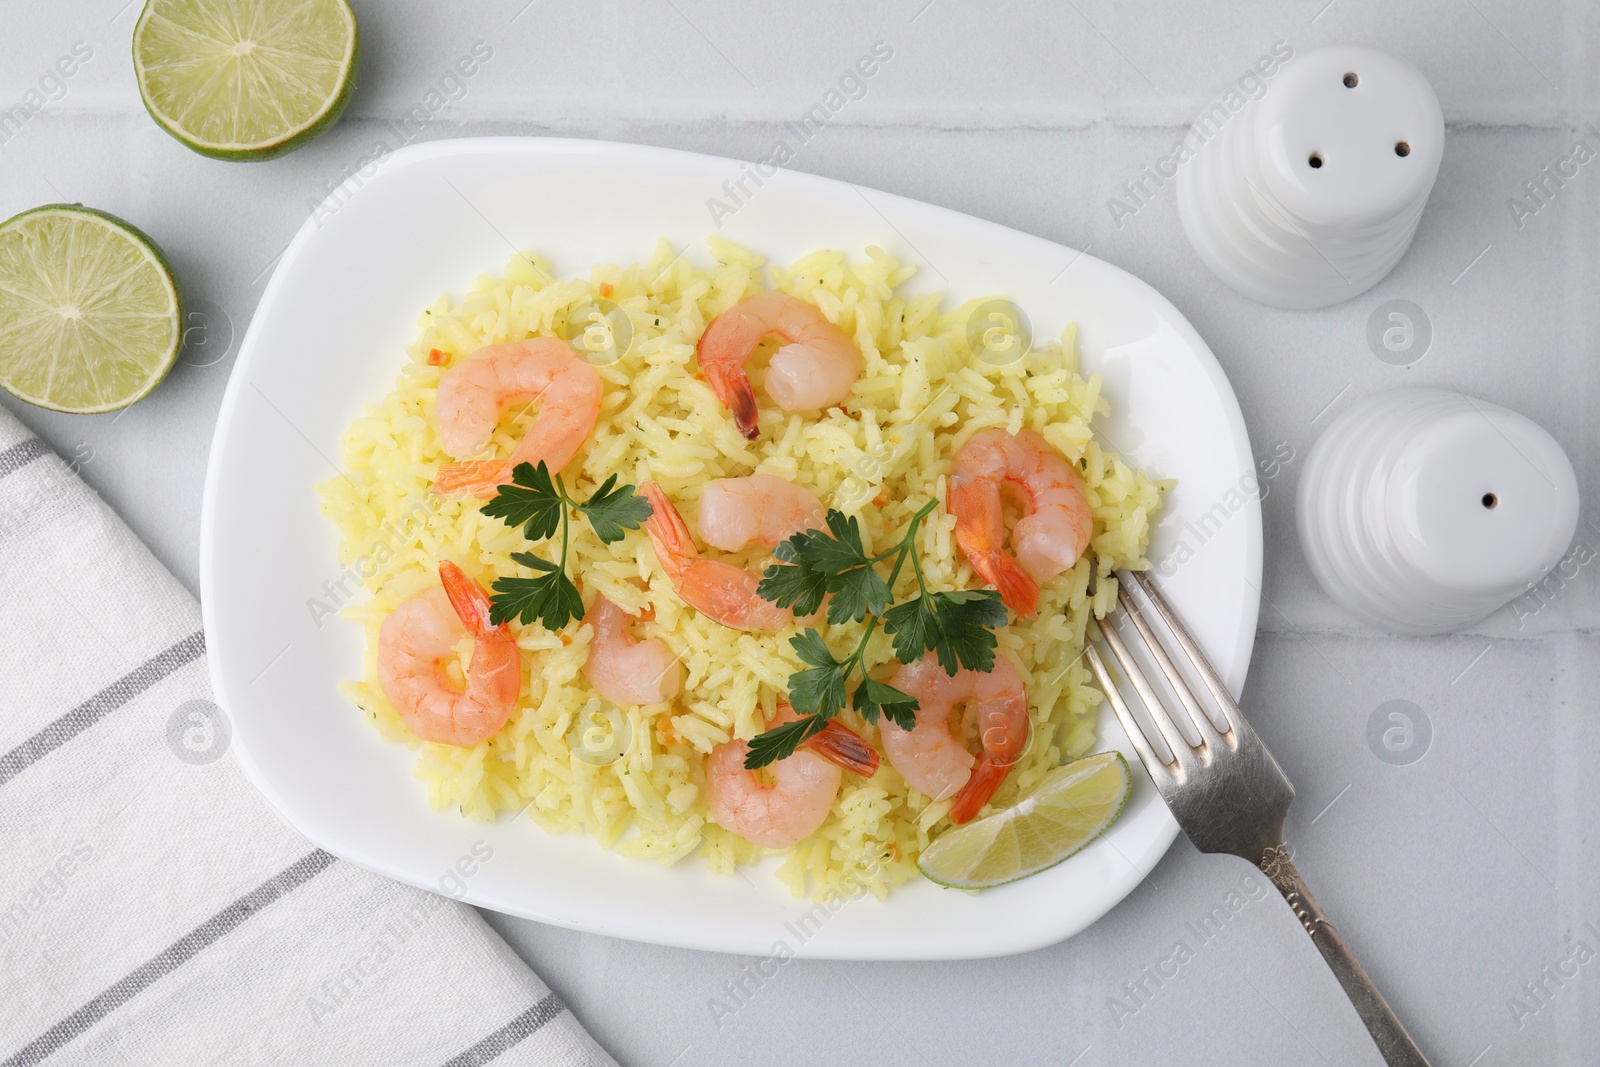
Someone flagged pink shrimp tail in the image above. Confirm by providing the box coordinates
[639,482,694,578]
[700,361,761,440]
[971,549,1040,617]
[949,757,1012,825]
[438,561,506,639]
[805,720,881,777]
[434,460,511,499]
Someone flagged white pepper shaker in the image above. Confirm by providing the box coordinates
[1297,388,1579,634]
[1177,43,1445,309]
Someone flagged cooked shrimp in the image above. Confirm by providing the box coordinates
[705,705,842,848]
[582,594,682,705]
[697,474,826,552]
[879,652,1029,824]
[949,427,1093,617]
[640,482,793,632]
[433,337,603,498]
[697,291,862,439]
[377,561,522,746]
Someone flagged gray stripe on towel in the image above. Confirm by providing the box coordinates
[0,438,48,482]
[1,849,337,1067]
[0,630,206,787]
[441,993,568,1067]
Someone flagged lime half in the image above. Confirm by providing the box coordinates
[133,0,360,161]
[918,751,1131,890]
[0,205,184,414]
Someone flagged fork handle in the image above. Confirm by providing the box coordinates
[1259,847,1431,1067]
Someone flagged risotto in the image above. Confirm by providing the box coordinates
[315,238,1162,901]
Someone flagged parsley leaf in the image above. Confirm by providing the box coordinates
[761,513,889,625]
[788,665,846,717]
[825,563,891,625]
[805,511,873,574]
[852,677,919,730]
[578,474,652,543]
[883,589,1006,674]
[482,462,563,541]
[785,629,845,715]
[745,714,829,768]
[790,627,840,669]
[483,465,649,631]
[742,498,1014,770]
[509,549,559,573]
[490,554,582,630]
[757,554,830,617]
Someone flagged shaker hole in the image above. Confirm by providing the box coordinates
[1482,493,1498,509]
[1395,141,1411,157]
[1308,152,1324,169]
[1343,72,1359,88]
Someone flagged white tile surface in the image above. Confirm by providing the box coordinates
[3,0,1597,1064]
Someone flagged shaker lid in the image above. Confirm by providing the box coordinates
[1386,405,1578,598]
[1256,43,1444,229]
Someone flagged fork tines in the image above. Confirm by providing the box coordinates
[1085,569,1241,779]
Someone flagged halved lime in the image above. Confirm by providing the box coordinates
[133,0,361,161]
[918,751,1131,890]
[0,205,184,414]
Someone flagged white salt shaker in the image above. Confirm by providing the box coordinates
[1177,44,1445,309]
[1297,388,1579,634]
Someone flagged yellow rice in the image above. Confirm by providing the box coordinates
[316,239,1163,901]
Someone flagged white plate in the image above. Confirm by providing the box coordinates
[200,137,1261,960]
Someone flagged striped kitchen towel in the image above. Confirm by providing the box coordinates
[0,409,617,1067]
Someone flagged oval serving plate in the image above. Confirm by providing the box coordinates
[199,137,1261,960]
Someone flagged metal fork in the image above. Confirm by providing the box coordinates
[1084,569,1431,1067]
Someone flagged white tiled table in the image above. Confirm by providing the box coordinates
[4,2,1596,1063]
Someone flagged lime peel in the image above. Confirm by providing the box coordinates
[0,204,183,414]
[917,751,1132,890]
[132,0,361,161]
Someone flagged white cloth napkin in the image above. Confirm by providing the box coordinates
[0,408,617,1067]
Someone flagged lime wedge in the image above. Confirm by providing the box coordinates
[0,205,184,414]
[918,751,1131,890]
[133,0,360,161]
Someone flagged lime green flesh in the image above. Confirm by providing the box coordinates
[0,206,183,414]
[133,0,359,160]
[918,751,1132,890]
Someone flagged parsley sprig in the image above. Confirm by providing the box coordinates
[482,462,652,631]
[746,500,1008,769]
